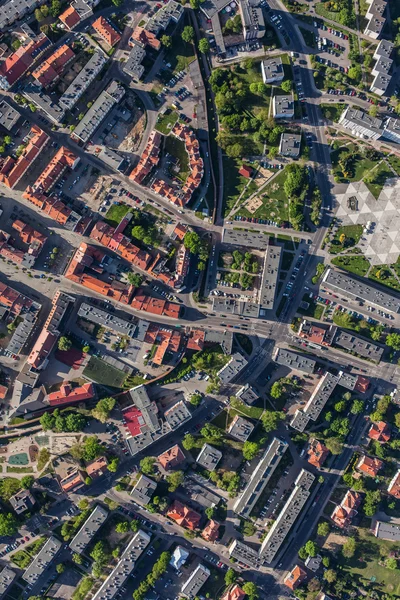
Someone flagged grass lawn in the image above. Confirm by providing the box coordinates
[230,398,264,420]
[105,204,132,228]
[299,26,316,48]
[387,154,400,175]
[320,103,347,122]
[164,134,189,182]
[331,255,371,277]
[331,144,378,183]
[235,169,290,223]
[365,161,393,198]
[329,224,363,254]
[340,527,400,596]
[83,356,127,389]
[223,155,257,216]
[164,35,195,74]
[315,1,355,26]
[369,265,400,292]
[155,109,178,135]
[298,294,325,320]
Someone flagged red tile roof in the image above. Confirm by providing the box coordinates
[93,16,121,47]
[202,519,220,542]
[331,490,361,528]
[355,375,370,393]
[307,439,329,468]
[167,501,201,530]
[239,165,253,178]
[284,565,307,590]
[27,329,58,369]
[357,455,383,477]
[368,421,391,443]
[59,5,81,29]
[221,585,246,600]
[187,329,205,351]
[0,33,50,88]
[158,444,185,470]
[173,224,188,241]
[60,469,85,492]
[32,45,74,87]
[32,146,78,193]
[0,385,8,399]
[0,125,49,188]
[388,469,400,498]
[47,382,95,406]
[0,282,33,315]
[130,26,161,50]
[86,456,108,478]
[131,292,181,319]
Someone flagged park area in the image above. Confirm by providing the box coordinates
[331,143,379,184]
[83,356,127,389]
[234,168,290,223]
[155,110,178,135]
[329,224,363,254]
[331,255,371,277]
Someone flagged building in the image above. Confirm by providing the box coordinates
[164,400,191,429]
[46,381,95,407]
[0,125,49,188]
[298,319,335,346]
[221,585,246,600]
[32,45,75,87]
[31,146,79,194]
[333,329,384,363]
[238,0,265,40]
[59,468,85,493]
[323,268,400,313]
[196,443,222,472]
[368,420,391,442]
[273,95,294,119]
[284,565,307,590]
[374,520,400,541]
[273,348,316,374]
[59,51,108,111]
[123,44,146,81]
[72,80,125,144]
[22,537,62,584]
[261,56,284,84]
[181,477,221,509]
[130,26,161,51]
[260,470,315,564]
[0,567,16,599]
[235,383,259,404]
[181,564,210,600]
[331,489,361,528]
[69,505,108,554]
[388,469,400,498]
[217,352,248,385]
[233,437,288,518]
[238,165,253,179]
[228,415,254,442]
[131,474,157,506]
[279,133,301,158]
[364,0,387,39]
[228,539,261,568]
[382,117,400,145]
[307,439,329,469]
[357,455,383,477]
[93,16,121,47]
[91,530,150,600]
[0,100,21,131]
[59,5,82,30]
[158,444,185,470]
[259,244,281,312]
[290,372,340,432]
[78,303,137,337]
[170,546,189,570]
[131,292,181,319]
[167,501,201,530]
[144,0,183,35]
[370,39,393,96]
[339,106,383,140]
[9,489,35,514]
[129,130,161,184]
[0,33,51,89]
[202,519,220,542]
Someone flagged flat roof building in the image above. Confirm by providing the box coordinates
[130,474,157,506]
[374,520,400,541]
[279,133,301,158]
[339,106,383,140]
[22,536,62,584]
[0,567,16,599]
[196,443,222,471]
[92,530,151,600]
[333,329,384,362]
[78,303,136,337]
[233,437,288,518]
[290,372,339,432]
[217,352,248,384]
[228,539,261,568]
[123,45,146,81]
[181,564,210,600]
[69,505,108,554]
[273,94,294,119]
[236,383,259,405]
[238,0,265,40]
[228,415,254,442]
[323,268,400,313]
[260,245,281,312]
[274,348,316,373]
[260,470,315,564]
[59,51,108,111]
[261,56,284,84]
[0,100,20,131]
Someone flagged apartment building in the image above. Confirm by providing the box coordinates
[22,537,62,584]
[370,39,393,96]
[181,564,210,600]
[274,348,316,374]
[32,44,75,88]
[0,125,49,188]
[69,505,108,554]
[0,33,51,89]
[261,56,284,84]
[217,352,248,384]
[238,0,265,40]
[92,16,121,47]
[273,95,294,119]
[339,106,383,140]
[364,0,387,39]
[59,51,108,111]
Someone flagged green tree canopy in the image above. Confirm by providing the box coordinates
[92,397,116,423]
[182,26,195,43]
[140,456,156,476]
[198,38,210,53]
[58,336,72,351]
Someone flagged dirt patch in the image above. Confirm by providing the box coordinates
[29,445,38,463]
[323,531,348,555]
[254,168,274,188]
[245,196,263,214]
[83,174,114,210]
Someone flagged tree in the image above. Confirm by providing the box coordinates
[50,0,61,16]
[112,547,120,559]
[198,38,210,54]
[182,434,196,451]
[4,136,12,146]
[82,436,103,461]
[126,272,143,287]
[92,397,116,423]
[351,399,364,414]
[305,540,318,558]
[190,0,200,7]
[140,456,156,476]
[0,513,17,536]
[334,400,346,413]
[364,490,381,517]
[72,553,82,564]
[281,79,292,92]
[225,568,237,586]
[298,546,308,560]
[108,458,119,473]
[342,537,356,558]
[261,410,285,432]
[21,475,34,489]
[167,470,184,492]
[242,582,258,600]
[369,105,378,117]
[270,381,284,399]
[322,556,330,568]
[90,541,108,565]
[205,507,215,520]
[242,441,259,461]
[184,231,201,254]
[35,7,44,21]
[386,332,400,351]
[56,564,65,574]
[131,519,139,532]
[40,412,55,431]
[58,336,72,351]
[161,35,172,48]
[11,39,21,50]
[317,522,330,537]
[182,26,195,44]
[190,393,202,407]
[78,499,89,510]
[324,569,337,583]
[386,557,397,569]
[82,345,90,353]
[85,476,92,486]
[200,423,223,441]
[115,521,130,533]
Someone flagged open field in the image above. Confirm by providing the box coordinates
[83,357,126,388]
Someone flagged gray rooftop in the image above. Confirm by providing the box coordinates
[236,383,259,405]
[183,475,222,508]
[0,567,16,599]
[222,228,270,249]
[239,0,265,37]
[259,245,281,311]
[217,352,248,384]
[375,38,394,59]
[260,469,315,563]
[323,268,400,313]
[92,530,151,600]
[374,520,400,541]
[273,94,294,116]
[0,100,20,131]
[69,505,108,554]
[130,474,157,506]
[129,385,160,432]
[274,348,316,373]
[261,56,284,82]
[123,45,146,81]
[279,133,301,157]
[303,371,340,421]
[73,80,125,143]
[333,329,384,362]
[9,489,35,514]
[0,0,45,30]
[228,539,261,568]
[78,303,137,336]
[181,564,210,600]
[337,370,358,391]
[339,106,383,137]
[228,415,254,442]
[7,311,37,355]
[196,443,222,471]
[23,81,65,124]
[164,400,191,430]
[290,409,310,432]
[146,0,183,35]
[199,0,231,18]
[22,536,62,584]
[59,51,108,111]
[204,329,233,354]
[233,437,288,518]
